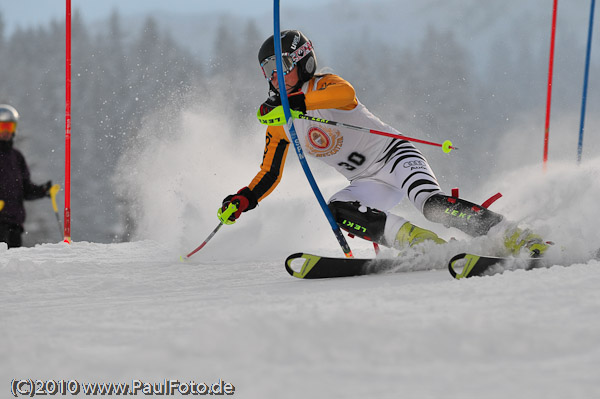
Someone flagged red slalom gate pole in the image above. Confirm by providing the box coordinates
[543,0,558,172]
[64,0,72,243]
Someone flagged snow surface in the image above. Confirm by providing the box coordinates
[3,107,600,397]
[1,239,599,398]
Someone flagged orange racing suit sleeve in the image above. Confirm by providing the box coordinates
[304,74,358,111]
[248,125,290,202]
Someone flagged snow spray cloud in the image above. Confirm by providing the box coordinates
[475,110,600,264]
[480,157,600,264]
[115,80,600,263]
[114,92,349,261]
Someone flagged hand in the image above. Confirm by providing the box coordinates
[43,180,52,197]
[259,95,281,116]
[287,92,306,113]
[218,187,258,224]
[259,92,306,116]
[257,92,307,126]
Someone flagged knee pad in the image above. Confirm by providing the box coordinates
[422,193,504,237]
[328,201,387,243]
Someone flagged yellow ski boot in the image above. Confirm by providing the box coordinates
[504,227,550,257]
[394,222,446,249]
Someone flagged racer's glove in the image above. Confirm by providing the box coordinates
[218,187,258,224]
[259,94,282,116]
[257,92,306,126]
[42,180,53,197]
[287,92,307,113]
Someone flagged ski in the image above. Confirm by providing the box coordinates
[285,252,547,280]
[285,252,400,279]
[448,253,546,279]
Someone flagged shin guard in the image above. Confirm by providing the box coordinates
[328,201,387,244]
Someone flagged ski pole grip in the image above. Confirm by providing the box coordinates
[49,184,61,213]
[218,202,239,225]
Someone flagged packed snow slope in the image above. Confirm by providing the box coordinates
[3,107,600,397]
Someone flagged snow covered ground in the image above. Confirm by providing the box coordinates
[1,238,599,398]
[2,108,600,397]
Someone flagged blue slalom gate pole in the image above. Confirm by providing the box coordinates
[273,0,353,258]
[578,0,596,164]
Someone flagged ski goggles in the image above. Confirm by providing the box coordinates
[0,122,16,133]
[260,55,295,81]
[260,41,314,81]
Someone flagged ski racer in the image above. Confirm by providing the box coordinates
[0,104,52,248]
[219,30,548,257]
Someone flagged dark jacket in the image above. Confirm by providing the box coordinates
[0,142,48,229]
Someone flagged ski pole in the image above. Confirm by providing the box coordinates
[180,203,238,261]
[49,184,62,238]
[296,114,457,153]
